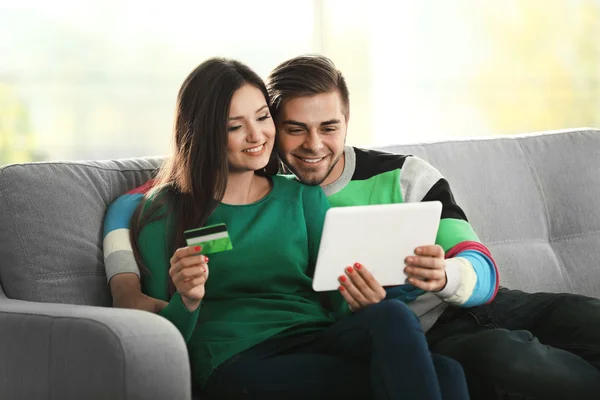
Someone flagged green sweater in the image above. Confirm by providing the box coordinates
[137,175,337,387]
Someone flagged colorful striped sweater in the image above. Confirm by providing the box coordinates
[103,146,498,331]
[321,147,498,330]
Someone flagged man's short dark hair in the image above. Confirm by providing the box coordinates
[266,54,350,120]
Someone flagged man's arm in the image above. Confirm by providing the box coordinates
[103,180,165,312]
[399,156,499,307]
[110,273,167,313]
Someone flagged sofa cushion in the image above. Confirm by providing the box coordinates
[0,158,163,305]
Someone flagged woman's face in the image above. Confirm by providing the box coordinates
[226,84,276,173]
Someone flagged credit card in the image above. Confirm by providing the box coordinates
[184,223,233,255]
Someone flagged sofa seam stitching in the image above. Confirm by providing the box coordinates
[551,230,600,242]
[0,163,161,174]
[485,230,600,245]
[516,140,552,237]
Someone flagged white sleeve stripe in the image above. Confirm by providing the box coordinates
[436,257,477,305]
[399,156,444,203]
[103,228,134,259]
[436,257,463,298]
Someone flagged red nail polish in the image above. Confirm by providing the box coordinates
[339,286,345,292]
[202,267,206,272]
[340,275,347,283]
[204,256,209,262]
[194,246,201,252]
[354,263,362,270]
[346,267,354,274]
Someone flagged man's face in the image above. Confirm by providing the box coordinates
[276,91,347,186]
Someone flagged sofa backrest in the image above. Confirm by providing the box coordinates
[379,128,600,298]
[0,128,598,306]
[0,158,163,305]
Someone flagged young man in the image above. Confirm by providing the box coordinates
[266,55,600,399]
[104,55,600,399]
[266,56,497,327]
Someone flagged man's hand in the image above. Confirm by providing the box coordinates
[404,245,447,292]
[110,273,168,313]
[338,263,387,312]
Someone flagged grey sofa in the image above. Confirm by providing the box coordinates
[1,127,599,399]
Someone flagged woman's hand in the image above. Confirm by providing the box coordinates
[169,245,209,311]
[338,263,387,312]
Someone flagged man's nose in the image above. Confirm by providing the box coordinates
[302,131,323,152]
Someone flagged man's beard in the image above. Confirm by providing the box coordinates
[283,152,343,186]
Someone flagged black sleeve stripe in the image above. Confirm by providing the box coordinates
[422,178,469,222]
[352,147,410,181]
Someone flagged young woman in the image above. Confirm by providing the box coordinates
[124,58,469,399]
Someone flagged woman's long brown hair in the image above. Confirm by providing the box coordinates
[129,58,279,297]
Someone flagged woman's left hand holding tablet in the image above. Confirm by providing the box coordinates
[337,263,387,312]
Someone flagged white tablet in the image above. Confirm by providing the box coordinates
[312,201,442,292]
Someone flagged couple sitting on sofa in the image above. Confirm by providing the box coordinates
[102,55,600,399]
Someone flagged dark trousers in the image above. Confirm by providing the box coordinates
[426,288,600,400]
[204,299,469,400]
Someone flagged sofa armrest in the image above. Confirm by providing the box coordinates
[0,297,192,400]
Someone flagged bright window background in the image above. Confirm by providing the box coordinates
[1,0,600,165]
